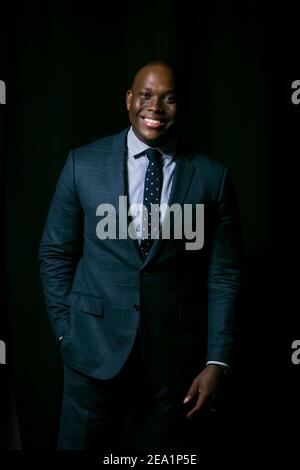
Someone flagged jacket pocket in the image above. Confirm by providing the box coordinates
[66,292,104,318]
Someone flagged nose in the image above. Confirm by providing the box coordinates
[147,96,164,114]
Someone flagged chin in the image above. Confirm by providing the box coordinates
[138,129,175,147]
[143,134,165,146]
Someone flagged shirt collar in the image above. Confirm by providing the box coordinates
[127,127,176,160]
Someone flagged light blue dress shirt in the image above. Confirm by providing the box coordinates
[127,127,176,239]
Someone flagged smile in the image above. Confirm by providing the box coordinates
[142,117,165,129]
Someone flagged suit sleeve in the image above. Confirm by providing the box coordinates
[206,167,243,366]
[39,151,83,341]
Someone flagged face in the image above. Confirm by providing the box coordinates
[126,64,179,146]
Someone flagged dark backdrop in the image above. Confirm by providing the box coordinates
[0,0,295,453]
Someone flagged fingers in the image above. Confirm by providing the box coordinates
[183,378,210,418]
[183,378,199,404]
[186,392,207,418]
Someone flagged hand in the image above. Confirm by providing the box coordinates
[183,364,226,418]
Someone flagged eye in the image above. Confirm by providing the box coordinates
[164,94,177,103]
[139,92,151,99]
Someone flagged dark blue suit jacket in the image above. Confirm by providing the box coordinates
[39,128,243,387]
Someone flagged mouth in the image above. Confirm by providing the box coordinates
[141,117,166,129]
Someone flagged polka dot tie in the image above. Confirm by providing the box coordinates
[140,148,163,258]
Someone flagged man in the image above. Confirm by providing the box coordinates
[39,60,243,450]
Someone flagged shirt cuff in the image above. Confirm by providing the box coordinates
[206,360,229,370]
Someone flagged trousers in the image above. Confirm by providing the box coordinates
[57,333,189,450]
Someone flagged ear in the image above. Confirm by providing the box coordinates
[126,90,132,111]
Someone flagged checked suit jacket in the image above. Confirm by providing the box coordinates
[39,128,243,387]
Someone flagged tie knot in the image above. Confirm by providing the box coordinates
[145,148,162,164]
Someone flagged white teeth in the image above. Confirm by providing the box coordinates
[144,118,160,124]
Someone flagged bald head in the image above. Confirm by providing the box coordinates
[131,60,183,94]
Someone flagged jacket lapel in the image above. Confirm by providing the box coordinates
[107,129,144,262]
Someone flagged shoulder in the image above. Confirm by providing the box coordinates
[73,135,114,155]
[70,128,128,163]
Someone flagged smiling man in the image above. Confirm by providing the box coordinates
[126,62,179,146]
[39,60,243,450]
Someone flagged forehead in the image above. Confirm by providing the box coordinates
[132,65,176,91]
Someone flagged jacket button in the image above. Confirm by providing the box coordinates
[133,304,140,311]
[143,271,148,276]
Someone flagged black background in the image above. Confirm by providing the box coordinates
[0,0,297,459]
